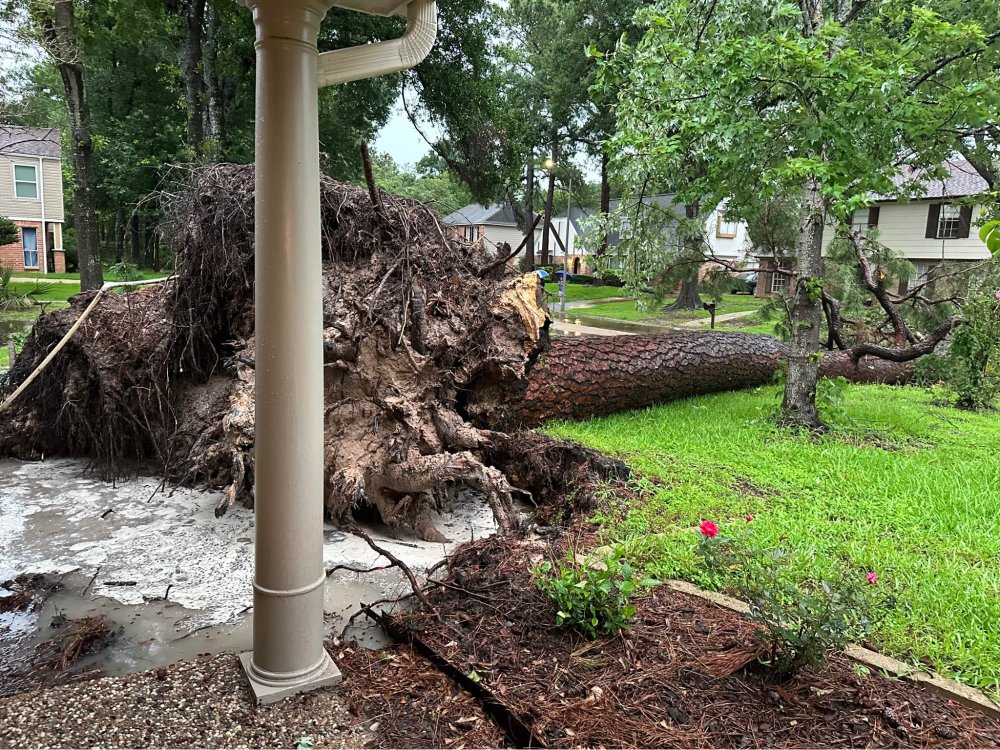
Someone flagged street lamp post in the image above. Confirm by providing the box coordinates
[561,173,572,317]
[236,0,437,705]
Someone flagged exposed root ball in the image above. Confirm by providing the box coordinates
[0,164,582,540]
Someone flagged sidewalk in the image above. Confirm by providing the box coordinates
[678,309,757,328]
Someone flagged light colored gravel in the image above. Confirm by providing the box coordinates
[0,653,372,749]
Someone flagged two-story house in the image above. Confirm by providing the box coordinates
[0,126,66,275]
[756,160,992,296]
[442,203,527,255]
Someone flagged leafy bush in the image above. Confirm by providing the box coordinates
[696,520,892,676]
[598,270,625,287]
[533,546,653,638]
[108,260,141,283]
[0,217,17,247]
[944,291,1000,409]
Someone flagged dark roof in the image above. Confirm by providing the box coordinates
[442,203,519,227]
[0,126,61,158]
[873,160,989,202]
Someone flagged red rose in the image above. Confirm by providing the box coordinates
[699,520,719,538]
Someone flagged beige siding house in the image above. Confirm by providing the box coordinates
[758,160,991,296]
[0,126,66,274]
[442,203,527,257]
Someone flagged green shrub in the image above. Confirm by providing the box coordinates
[533,546,654,638]
[945,292,1000,409]
[696,520,892,676]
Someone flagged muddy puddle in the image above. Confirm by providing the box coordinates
[0,458,498,697]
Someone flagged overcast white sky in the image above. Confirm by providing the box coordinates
[373,99,438,167]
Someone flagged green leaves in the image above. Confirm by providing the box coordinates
[532,546,653,639]
[979,221,1000,255]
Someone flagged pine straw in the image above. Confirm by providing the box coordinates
[387,536,1000,749]
[334,643,510,749]
[43,616,113,672]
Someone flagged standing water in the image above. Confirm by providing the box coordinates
[0,459,498,696]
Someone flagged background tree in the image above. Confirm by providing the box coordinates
[602,0,999,429]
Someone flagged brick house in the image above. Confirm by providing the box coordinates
[755,160,992,297]
[0,126,66,275]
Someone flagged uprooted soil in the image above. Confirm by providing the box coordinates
[376,535,1000,749]
[0,164,628,542]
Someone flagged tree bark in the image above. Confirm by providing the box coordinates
[664,203,704,311]
[203,0,222,154]
[476,332,913,429]
[781,174,825,429]
[182,0,207,156]
[525,155,535,270]
[41,0,103,291]
[540,141,557,267]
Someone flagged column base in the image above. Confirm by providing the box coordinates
[239,650,342,705]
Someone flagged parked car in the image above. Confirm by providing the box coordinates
[731,271,757,295]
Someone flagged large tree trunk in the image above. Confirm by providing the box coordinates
[182,0,207,156]
[524,155,535,270]
[540,141,557,267]
[203,0,222,155]
[664,203,704,311]
[41,0,103,291]
[782,174,825,429]
[472,332,913,429]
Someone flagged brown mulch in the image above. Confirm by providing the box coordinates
[335,643,510,749]
[384,535,1000,749]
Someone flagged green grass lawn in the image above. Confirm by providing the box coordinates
[582,294,766,323]
[545,385,1000,699]
[543,283,631,303]
[8,281,80,304]
[13,268,167,282]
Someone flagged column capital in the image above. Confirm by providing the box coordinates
[237,0,335,44]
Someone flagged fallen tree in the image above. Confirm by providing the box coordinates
[477,332,914,428]
[0,165,623,541]
[0,165,930,540]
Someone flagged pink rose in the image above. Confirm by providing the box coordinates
[866,572,878,586]
[699,520,719,538]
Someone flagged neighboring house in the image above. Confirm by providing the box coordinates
[0,126,66,275]
[541,206,594,274]
[757,160,992,297]
[442,203,527,256]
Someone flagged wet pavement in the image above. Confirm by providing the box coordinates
[0,458,498,694]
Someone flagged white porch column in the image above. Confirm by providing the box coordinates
[237,0,340,704]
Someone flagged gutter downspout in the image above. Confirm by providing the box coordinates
[316,0,437,87]
[236,0,437,706]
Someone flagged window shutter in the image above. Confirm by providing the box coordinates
[958,206,973,239]
[925,204,941,239]
[867,206,880,227]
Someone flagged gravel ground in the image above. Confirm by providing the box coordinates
[0,653,372,749]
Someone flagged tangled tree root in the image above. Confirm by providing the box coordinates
[0,165,612,541]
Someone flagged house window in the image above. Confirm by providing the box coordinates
[770,272,788,294]
[22,226,38,268]
[913,263,932,286]
[716,215,738,239]
[851,209,869,232]
[14,164,38,199]
[937,204,961,239]
[462,225,479,242]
